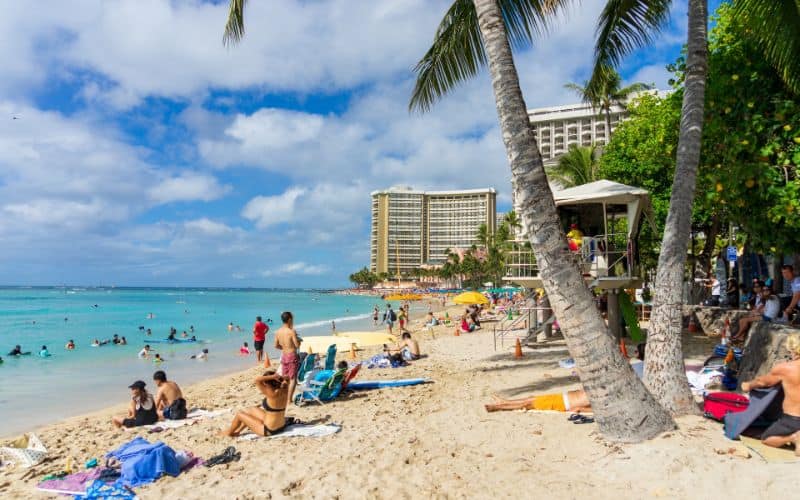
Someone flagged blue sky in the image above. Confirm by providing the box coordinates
[0,0,706,287]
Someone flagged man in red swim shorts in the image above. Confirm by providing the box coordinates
[274,311,300,407]
[252,316,269,364]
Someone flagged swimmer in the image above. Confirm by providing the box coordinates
[138,326,145,331]
[139,345,152,358]
[146,328,152,336]
[154,353,164,363]
[120,336,128,345]
[190,349,209,360]
[39,345,51,358]
[190,335,197,342]
[65,339,75,350]
[91,339,101,347]
[112,334,120,345]
[190,325,195,333]
[8,345,29,356]
[228,322,234,332]
[240,342,251,355]
[181,331,188,338]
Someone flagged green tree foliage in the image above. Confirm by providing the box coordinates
[348,267,379,287]
[600,2,800,263]
[548,144,601,188]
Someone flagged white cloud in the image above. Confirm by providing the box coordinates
[241,188,306,228]
[183,218,235,237]
[148,173,231,204]
[262,261,329,277]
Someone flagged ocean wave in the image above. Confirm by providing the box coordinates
[295,312,372,330]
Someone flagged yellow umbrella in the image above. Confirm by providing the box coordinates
[384,293,422,301]
[452,291,489,305]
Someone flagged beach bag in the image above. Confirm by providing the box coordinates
[703,392,749,422]
[0,433,48,468]
[389,310,397,322]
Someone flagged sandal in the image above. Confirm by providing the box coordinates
[204,446,241,468]
[567,413,582,421]
[573,415,595,425]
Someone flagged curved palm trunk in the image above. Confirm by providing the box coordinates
[644,0,708,415]
[473,0,674,442]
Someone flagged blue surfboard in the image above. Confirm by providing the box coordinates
[345,378,428,390]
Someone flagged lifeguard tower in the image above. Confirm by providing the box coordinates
[503,180,656,338]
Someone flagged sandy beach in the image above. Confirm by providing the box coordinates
[1,303,797,499]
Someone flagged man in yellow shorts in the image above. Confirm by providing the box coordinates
[484,389,591,413]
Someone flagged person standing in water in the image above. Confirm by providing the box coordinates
[274,311,300,406]
[253,316,269,364]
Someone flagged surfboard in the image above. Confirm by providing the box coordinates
[345,378,428,390]
[333,331,395,346]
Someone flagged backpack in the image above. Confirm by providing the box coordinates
[703,392,749,421]
[389,310,397,322]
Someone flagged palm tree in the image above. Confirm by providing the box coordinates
[565,66,652,140]
[408,0,674,442]
[547,144,599,188]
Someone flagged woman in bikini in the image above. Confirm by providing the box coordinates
[220,369,301,437]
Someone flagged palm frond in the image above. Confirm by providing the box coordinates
[223,0,247,47]
[409,0,571,113]
[547,144,597,188]
[588,0,672,93]
[733,0,800,95]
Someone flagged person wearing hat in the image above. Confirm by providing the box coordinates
[112,380,158,428]
[566,223,584,251]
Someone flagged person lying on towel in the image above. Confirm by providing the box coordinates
[741,333,800,454]
[485,344,646,414]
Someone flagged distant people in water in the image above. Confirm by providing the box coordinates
[139,345,152,358]
[154,353,164,363]
[112,380,158,429]
[147,312,155,319]
[240,342,251,355]
[167,331,176,341]
[146,328,152,336]
[235,325,242,332]
[331,320,336,332]
[39,345,51,358]
[65,339,75,350]
[190,325,195,333]
[138,326,145,331]
[112,334,121,345]
[7,345,29,356]
[190,349,209,360]
[181,331,188,338]
[153,370,187,420]
[120,336,128,345]
[228,322,234,332]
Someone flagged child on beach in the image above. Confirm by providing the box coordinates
[240,342,251,355]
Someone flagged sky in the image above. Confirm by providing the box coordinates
[0,0,712,287]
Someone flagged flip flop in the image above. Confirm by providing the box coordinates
[204,446,241,467]
[573,415,595,424]
[567,413,583,421]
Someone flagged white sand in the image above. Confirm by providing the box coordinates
[1,307,796,499]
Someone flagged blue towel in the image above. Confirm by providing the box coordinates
[106,437,180,487]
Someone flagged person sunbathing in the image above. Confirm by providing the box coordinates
[112,380,159,428]
[741,333,800,454]
[485,390,592,414]
[219,369,301,438]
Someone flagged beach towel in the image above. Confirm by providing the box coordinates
[106,437,180,487]
[237,423,341,441]
[686,368,724,394]
[124,408,231,432]
[74,479,136,500]
[37,468,103,495]
[724,386,783,439]
[0,432,47,468]
[739,436,800,463]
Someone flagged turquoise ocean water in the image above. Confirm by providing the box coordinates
[0,287,378,435]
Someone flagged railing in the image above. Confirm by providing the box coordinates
[492,300,554,350]
[503,233,636,281]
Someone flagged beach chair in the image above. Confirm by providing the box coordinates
[323,344,337,371]
[340,363,362,391]
[296,353,318,383]
[294,368,347,405]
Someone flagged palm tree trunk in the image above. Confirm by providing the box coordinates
[472,0,674,442]
[643,0,708,415]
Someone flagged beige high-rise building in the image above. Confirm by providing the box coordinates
[370,187,496,276]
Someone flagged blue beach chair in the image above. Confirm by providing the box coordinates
[323,344,337,371]
[294,368,347,405]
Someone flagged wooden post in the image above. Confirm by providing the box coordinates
[607,289,623,340]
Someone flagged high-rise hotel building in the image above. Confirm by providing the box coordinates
[370,187,496,276]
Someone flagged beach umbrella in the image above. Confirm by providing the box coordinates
[452,291,489,305]
[385,293,422,301]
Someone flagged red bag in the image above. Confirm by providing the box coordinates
[703,392,749,421]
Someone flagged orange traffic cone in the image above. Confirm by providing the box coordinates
[263,356,272,368]
[349,343,357,360]
[619,338,629,359]
[454,327,460,337]
[724,347,735,365]
[514,338,523,359]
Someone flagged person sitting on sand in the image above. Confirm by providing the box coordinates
[65,339,75,350]
[424,311,439,327]
[112,381,158,428]
[385,332,421,361]
[741,334,800,454]
[219,369,302,438]
[139,345,152,358]
[275,311,300,406]
[153,370,187,420]
[460,312,475,333]
[39,345,51,358]
[240,342,251,355]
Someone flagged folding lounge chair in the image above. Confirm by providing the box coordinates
[294,368,347,405]
[340,363,361,391]
[296,353,318,383]
[324,344,338,371]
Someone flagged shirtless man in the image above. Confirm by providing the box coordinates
[386,332,421,360]
[274,311,300,406]
[153,370,187,420]
[741,333,800,454]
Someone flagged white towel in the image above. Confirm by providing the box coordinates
[237,424,341,441]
